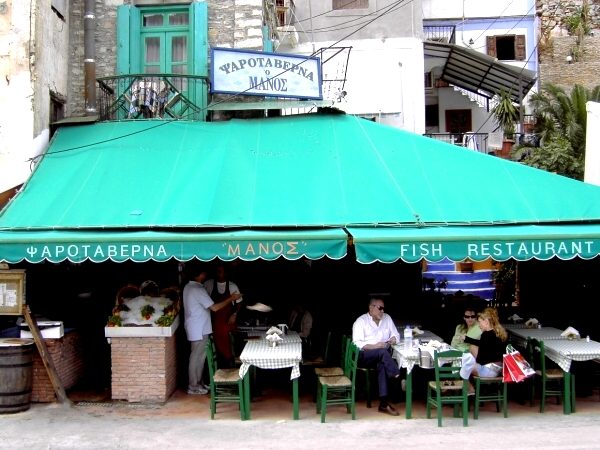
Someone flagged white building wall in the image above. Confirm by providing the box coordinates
[287,0,425,133]
[295,37,424,133]
[422,0,534,19]
[585,101,600,186]
[0,0,69,193]
[33,0,70,135]
[0,0,35,192]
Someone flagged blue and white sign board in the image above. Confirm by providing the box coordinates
[211,48,322,100]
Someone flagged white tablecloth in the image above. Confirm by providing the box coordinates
[392,344,420,374]
[391,329,448,374]
[542,339,600,372]
[415,330,444,343]
[239,331,302,380]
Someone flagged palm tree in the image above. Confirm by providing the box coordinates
[514,83,600,180]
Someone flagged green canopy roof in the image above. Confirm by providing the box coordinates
[2,113,600,263]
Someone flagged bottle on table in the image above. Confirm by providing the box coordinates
[403,325,413,350]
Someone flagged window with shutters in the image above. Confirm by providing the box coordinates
[333,0,369,10]
[486,35,526,61]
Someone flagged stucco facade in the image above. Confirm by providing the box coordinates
[287,0,425,133]
[0,0,69,192]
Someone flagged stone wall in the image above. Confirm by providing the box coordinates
[68,0,119,117]
[537,1,600,90]
[539,35,600,89]
[537,0,600,36]
[208,0,265,49]
[68,0,268,116]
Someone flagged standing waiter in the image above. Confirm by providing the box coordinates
[205,263,243,366]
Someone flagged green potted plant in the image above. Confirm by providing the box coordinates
[491,90,519,157]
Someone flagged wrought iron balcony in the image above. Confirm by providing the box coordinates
[423,25,456,44]
[96,74,209,121]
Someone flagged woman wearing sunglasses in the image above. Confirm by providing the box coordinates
[460,307,508,383]
[450,306,482,353]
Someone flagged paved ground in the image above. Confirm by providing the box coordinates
[2,389,600,449]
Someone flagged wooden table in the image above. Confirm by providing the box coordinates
[239,331,302,420]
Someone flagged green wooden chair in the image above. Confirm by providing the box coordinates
[304,330,334,369]
[426,349,469,427]
[206,335,246,420]
[527,337,575,413]
[473,375,508,419]
[228,331,242,367]
[354,336,376,408]
[316,342,360,423]
[314,334,350,378]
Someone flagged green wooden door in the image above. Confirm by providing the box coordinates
[117,4,206,120]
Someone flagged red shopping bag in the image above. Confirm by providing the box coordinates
[503,345,535,383]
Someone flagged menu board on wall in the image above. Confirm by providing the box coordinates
[0,270,25,315]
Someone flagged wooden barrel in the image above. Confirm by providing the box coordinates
[0,338,34,414]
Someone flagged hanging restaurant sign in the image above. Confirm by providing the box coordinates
[210,48,322,100]
[0,229,347,263]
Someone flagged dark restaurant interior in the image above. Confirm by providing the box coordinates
[3,254,600,402]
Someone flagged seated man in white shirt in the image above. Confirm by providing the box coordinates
[352,297,401,416]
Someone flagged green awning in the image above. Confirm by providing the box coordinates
[0,229,347,263]
[350,225,600,263]
[3,113,600,264]
[7,115,600,231]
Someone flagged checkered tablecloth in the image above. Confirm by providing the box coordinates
[239,331,302,380]
[508,327,565,348]
[503,323,529,330]
[541,339,600,372]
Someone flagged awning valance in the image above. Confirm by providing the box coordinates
[350,225,600,264]
[0,229,347,263]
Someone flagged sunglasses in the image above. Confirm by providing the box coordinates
[372,305,384,311]
[464,315,477,319]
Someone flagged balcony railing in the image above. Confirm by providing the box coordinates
[424,132,490,153]
[425,131,540,155]
[97,74,209,121]
[423,25,456,44]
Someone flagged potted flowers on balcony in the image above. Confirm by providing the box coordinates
[491,90,519,158]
